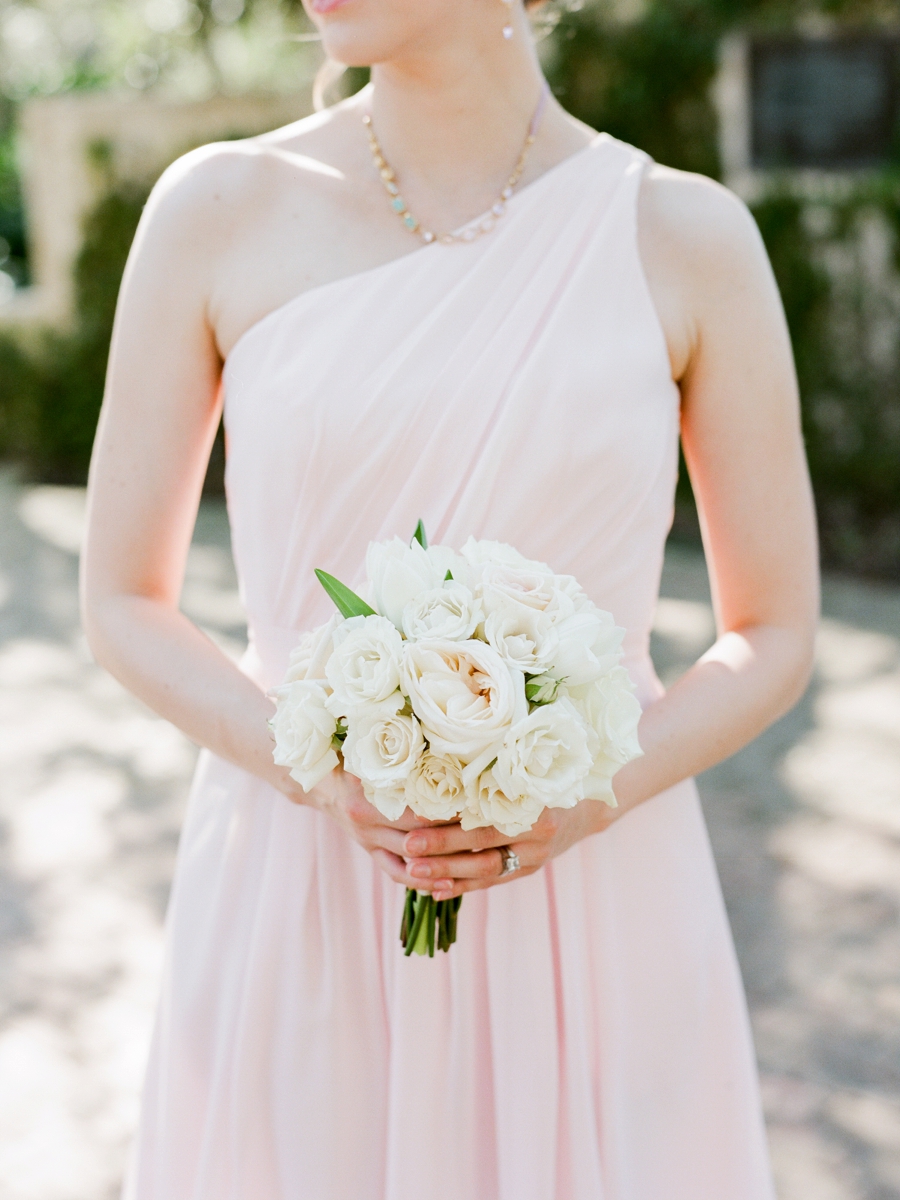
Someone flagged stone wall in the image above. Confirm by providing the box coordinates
[0,88,312,331]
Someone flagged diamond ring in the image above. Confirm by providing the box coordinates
[499,846,520,877]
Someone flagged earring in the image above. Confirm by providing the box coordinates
[501,0,514,39]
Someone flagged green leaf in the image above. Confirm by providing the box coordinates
[444,569,453,581]
[331,721,348,750]
[525,675,565,707]
[412,519,428,550]
[314,569,376,619]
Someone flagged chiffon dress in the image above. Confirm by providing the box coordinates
[125,135,776,1200]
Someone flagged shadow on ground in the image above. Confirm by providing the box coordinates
[655,543,900,1200]
[0,469,898,1199]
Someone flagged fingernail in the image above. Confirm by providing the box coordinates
[405,835,426,854]
[434,881,453,897]
[410,862,431,879]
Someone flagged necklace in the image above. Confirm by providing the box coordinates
[363,82,550,246]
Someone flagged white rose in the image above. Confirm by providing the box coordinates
[460,537,549,574]
[554,574,593,613]
[404,752,468,822]
[479,562,567,618]
[325,614,404,718]
[483,601,559,673]
[365,537,461,629]
[579,753,619,806]
[361,779,408,822]
[270,679,339,792]
[569,667,643,806]
[461,766,545,838]
[569,666,643,764]
[493,697,592,810]
[283,614,342,682]
[459,540,590,623]
[550,607,625,686]
[401,581,483,642]
[401,638,526,765]
[343,696,424,794]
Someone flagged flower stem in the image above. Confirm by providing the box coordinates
[401,888,462,955]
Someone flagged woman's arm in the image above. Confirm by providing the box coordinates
[615,165,819,801]
[406,169,820,898]
[81,147,431,885]
[81,147,286,787]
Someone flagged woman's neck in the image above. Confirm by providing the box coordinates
[363,16,549,192]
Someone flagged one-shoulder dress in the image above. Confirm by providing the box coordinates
[124,135,776,1200]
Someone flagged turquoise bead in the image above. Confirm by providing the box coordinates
[391,196,405,212]
[403,214,418,230]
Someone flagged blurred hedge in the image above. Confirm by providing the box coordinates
[0,185,146,480]
[1,0,899,576]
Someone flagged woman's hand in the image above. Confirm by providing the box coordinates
[398,798,618,901]
[302,767,464,893]
[295,767,615,898]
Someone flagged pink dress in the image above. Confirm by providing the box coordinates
[125,135,776,1200]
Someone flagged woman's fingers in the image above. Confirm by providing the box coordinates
[367,826,412,857]
[369,848,454,892]
[387,807,434,832]
[432,862,539,901]
[407,848,505,883]
[402,822,509,858]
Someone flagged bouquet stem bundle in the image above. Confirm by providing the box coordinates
[400,890,463,956]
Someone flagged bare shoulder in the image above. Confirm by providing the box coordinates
[123,100,367,351]
[636,163,781,379]
[637,163,770,286]
[141,104,352,243]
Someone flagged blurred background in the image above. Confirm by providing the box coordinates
[0,1,898,1197]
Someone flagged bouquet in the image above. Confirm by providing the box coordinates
[270,522,643,956]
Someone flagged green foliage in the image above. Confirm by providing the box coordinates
[544,0,726,176]
[0,184,147,480]
[314,569,376,619]
[0,103,27,284]
[752,186,900,576]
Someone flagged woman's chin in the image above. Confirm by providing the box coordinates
[319,31,402,69]
[311,0,447,67]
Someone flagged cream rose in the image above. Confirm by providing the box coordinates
[569,667,643,764]
[554,573,593,614]
[270,679,339,793]
[405,752,468,822]
[283,614,342,682]
[401,638,526,764]
[401,582,483,642]
[480,562,565,618]
[483,601,559,673]
[343,697,424,796]
[365,537,461,629]
[460,537,549,575]
[325,614,404,718]
[493,698,592,810]
[550,607,625,686]
[362,779,409,822]
[461,766,545,837]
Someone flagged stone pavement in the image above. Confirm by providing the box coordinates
[0,467,898,1200]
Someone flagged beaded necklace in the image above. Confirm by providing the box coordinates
[363,82,550,246]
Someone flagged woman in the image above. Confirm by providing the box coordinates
[81,1,818,1197]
